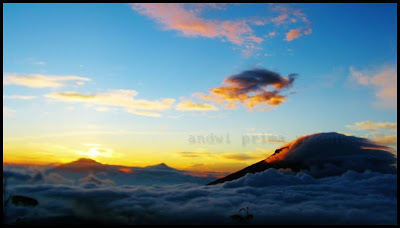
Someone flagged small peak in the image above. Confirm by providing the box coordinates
[146,162,172,169]
[75,158,98,163]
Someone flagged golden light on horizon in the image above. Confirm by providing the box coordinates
[76,147,113,159]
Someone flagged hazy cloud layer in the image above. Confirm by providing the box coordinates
[4,95,37,100]
[195,68,297,110]
[3,73,91,88]
[45,90,175,117]
[3,106,15,117]
[349,65,397,109]
[130,3,312,56]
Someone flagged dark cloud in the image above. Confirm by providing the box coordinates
[196,68,297,110]
[4,168,45,184]
[225,69,296,90]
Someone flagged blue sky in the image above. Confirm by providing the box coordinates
[3,3,397,170]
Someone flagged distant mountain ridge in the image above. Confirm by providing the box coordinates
[52,158,175,173]
[47,158,217,185]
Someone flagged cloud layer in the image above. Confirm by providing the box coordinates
[347,121,397,132]
[176,100,218,111]
[45,90,175,117]
[4,73,91,88]
[4,132,396,224]
[196,68,297,110]
[4,169,397,225]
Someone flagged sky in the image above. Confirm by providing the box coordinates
[3,3,397,172]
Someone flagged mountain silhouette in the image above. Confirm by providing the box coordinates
[47,158,216,185]
[208,132,396,185]
[144,163,174,170]
[51,158,109,173]
[207,155,293,185]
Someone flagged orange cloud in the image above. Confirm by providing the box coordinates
[349,65,397,109]
[270,4,312,41]
[285,28,301,41]
[196,68,297,111]
[118,168,133,173]
[131,3,262,51]
[271,13,288,25]
[130,4,312,55]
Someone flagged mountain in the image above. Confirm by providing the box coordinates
[48,158,216,185]
[207,153,293,185]
[51,158,109,173]
[144,163,174,170]
[208,132,397,185]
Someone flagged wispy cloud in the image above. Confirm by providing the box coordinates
[126,109,162,117]
[176,150,267,162]
[32,61,46,66]
[44,89,175,117]
[221,153,262,161]
[176,100,218,111]
[347,121,397,132]
[94,107,110,112]
[130,3,312,56]
[269,4,312,41]
[3,106,15,117]
[195,68,297,111]
[347,121,397,148]
[369,134,397,147]
[4,95,37,100]
[349,65,397,109]
[3,73,91,88]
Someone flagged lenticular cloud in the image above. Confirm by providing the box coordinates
[265,132,397,177]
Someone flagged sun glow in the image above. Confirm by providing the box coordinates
[76,147,113,159]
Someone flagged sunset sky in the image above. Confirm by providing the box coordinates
[3,3,397,172]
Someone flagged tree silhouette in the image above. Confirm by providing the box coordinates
[229,206,253,224]
[3,177,39,224]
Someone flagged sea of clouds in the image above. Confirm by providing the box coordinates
[3,167,396,224]
[3,132,397,224]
